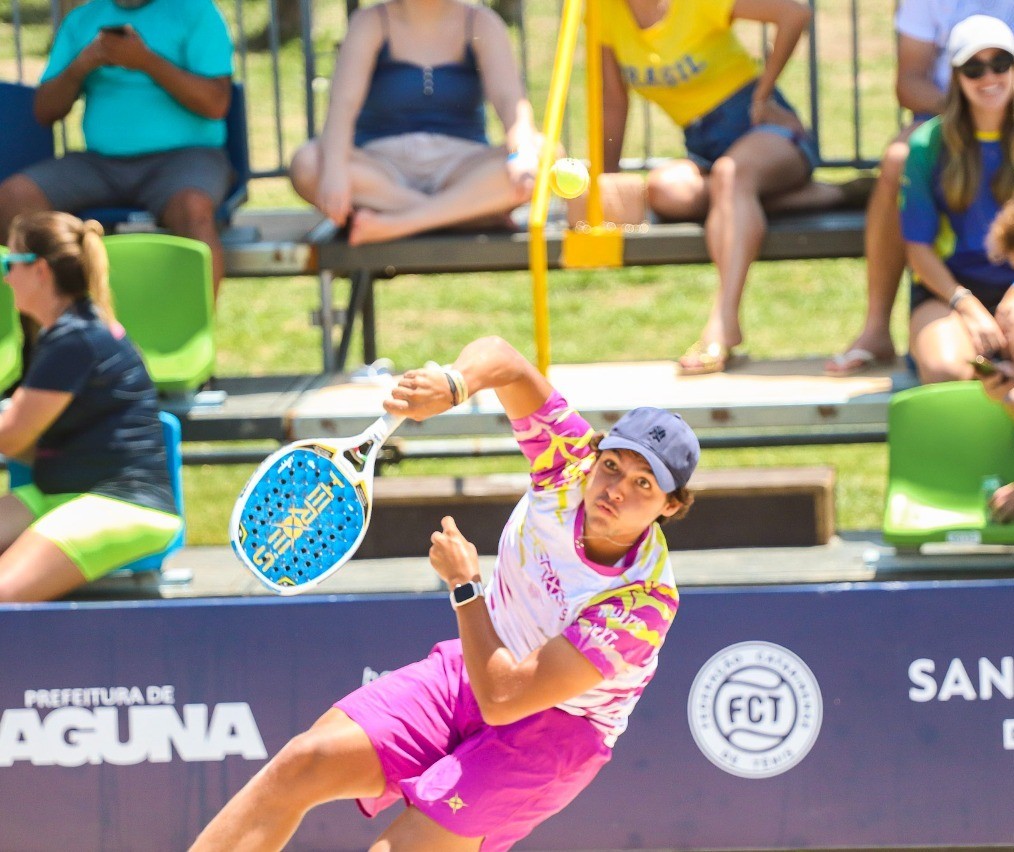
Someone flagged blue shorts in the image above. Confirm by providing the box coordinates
[910,278,1008,315]
[683,80,819,173]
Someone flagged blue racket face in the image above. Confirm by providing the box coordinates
[233,447,367,592]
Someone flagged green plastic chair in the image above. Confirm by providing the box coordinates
[0,246,23,393]
[884,381,1014,548]
[103,234,215,394]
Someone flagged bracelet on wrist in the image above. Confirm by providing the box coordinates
[950,287,973,310]
[445,367,469,406]
[427,361,469,406]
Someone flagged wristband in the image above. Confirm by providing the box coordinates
[426,361,469,406]
[950,287,973,310]
[445,367,469,406]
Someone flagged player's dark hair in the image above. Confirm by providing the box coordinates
[589,433,694,524]
[9,211,117,327]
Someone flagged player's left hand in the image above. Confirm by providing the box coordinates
[383,366,455,421]
[99,26,151,71]
[429,516,480,587]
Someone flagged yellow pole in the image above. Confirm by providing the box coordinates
[529,0,585,374]
[585,0,604,227]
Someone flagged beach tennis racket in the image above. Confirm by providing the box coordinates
[230,413,405,594]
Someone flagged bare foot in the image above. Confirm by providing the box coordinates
[348,209,414,246]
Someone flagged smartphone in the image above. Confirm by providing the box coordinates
[970,354,1000,377]
[100,24,128,35]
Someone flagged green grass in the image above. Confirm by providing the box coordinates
[2,1,903,544]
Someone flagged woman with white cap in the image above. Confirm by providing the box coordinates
[903,14,1014,383]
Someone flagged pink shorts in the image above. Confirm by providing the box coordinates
[336,639,611,851]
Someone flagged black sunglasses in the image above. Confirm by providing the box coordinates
[958,53,1014,79]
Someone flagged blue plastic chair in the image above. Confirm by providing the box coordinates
[0,79,248,226]
[0,81,55,183]
[6,411,186,575]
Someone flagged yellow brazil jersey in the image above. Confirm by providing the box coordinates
[600,0,759,127]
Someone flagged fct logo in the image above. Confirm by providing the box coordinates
[687,641,822,779]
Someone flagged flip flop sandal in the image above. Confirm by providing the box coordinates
[677,341,744,376]
[823,347,893,377]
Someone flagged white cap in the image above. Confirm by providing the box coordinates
[948,15,1014,67]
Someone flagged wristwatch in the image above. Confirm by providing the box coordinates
[450,580,484,609]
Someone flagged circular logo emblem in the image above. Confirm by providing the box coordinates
[687,641,822,779]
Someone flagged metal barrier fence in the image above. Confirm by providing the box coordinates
[2,0,888,184]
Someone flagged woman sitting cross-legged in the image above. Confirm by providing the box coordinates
[289,0,543,246]
[0,212,182,602]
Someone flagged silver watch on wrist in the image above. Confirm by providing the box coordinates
[450,580,484,609]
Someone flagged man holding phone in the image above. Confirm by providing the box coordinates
[0,0,234,296]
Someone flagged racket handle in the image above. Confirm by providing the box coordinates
[372,412,405,443]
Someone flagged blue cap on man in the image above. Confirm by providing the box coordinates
[599,407,700,492]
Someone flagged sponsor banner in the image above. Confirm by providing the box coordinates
[2,579,1014,850]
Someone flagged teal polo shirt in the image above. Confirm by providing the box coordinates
[40,0,233,157]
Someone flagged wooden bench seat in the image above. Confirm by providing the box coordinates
[220,207,868,375]
[357,466,836,558]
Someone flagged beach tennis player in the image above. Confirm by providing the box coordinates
[191,335,699,851]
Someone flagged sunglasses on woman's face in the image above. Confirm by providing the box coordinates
[958,53,1014,79]
[0,253,38,276]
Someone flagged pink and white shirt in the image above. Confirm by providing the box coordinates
[484,391,679,747]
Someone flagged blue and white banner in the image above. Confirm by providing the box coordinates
[2,578,1013,850]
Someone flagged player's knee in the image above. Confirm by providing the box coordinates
[0,176,50,230]
[264,729,338,798]
[646,168,703,218]
[164,189,215,231]
[289,141,319,198]
[708,156,746,197]
[917,358,970,385]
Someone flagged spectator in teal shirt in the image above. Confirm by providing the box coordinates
[0,0,234,297]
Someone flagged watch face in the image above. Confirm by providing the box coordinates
[453,583,477,604]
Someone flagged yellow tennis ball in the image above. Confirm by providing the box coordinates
[549,158,590,199]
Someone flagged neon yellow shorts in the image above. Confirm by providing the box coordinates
[13,486,183,581]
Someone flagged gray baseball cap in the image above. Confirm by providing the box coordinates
[599,407,700,491]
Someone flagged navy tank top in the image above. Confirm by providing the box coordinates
[354,5,488,146]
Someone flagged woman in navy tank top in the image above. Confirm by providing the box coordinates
[290,0,543,245]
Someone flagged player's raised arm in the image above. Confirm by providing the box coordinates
[384,336,554,421]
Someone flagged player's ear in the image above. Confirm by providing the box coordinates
[658,495,682,519]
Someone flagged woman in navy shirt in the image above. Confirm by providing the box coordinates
[0,211,181,601]
[289,0,543,245]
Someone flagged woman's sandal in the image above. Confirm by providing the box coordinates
[676,341,744,376]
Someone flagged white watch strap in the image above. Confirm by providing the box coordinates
[450,580,484,608]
